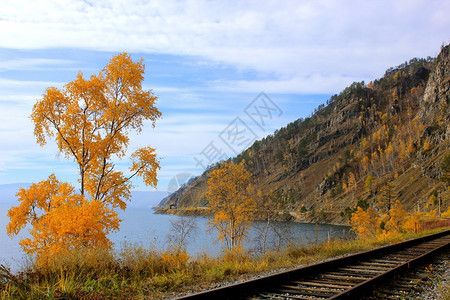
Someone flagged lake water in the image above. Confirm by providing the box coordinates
[0,204,350,273]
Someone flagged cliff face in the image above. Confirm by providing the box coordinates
[420,45,450,140]
[160,45,450,224]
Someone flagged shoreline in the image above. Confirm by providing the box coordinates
[154,206,351,226]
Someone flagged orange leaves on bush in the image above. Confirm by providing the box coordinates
[350,207,381,240]
[402,212,422,233]
[160,251,190,272]
[350,200,427,241]
[7,175,119,265]
[384,200,407,233]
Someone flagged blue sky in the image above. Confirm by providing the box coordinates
[0,0,449,192]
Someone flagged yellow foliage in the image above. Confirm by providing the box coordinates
[442,207,450,218]
[223,246,249,263]
[350,207,381,240]
[364,175,373,192]
[350,200,435,242]
[407,138,415,154]
[362,156,370,172]
[7,175,119,266]
[425,209,438,217]
[385,142,393,154]
[361,137,368,149]
[385,200,407,233]
[348,172,356,191]
[207,161,255,250]
[399,140,407,162]
[402,212,422,233]
[377,229,401,241]
[160,251,190,271]
[31,52,161,208]
[8,53,161,265]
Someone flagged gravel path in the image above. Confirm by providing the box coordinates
[410,251,450,300]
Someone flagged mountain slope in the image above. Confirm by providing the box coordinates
[159,45,450,224]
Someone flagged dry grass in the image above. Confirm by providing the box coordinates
[0,228,447,299]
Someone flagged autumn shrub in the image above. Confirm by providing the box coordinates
[350,198,450,244]
[402,211,422,232]
[42,247,115,275]
[350,207,381,240]
[118,243,158,275]
[160,251,190,272]
[442,207,450,218]
[3,227,448,299]
[384,200,407,233]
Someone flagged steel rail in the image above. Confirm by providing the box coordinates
[175,229,450,300]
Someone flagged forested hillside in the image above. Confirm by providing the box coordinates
[159,44,450,224]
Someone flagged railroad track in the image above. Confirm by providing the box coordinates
[176,229,450,300]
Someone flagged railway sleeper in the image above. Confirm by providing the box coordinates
[335,268,383,275]
[401,247,432,253]
[265,291,326,300]
[275,288,335,298]
[394,250,427,256]
[384,254,415,260]
[326,271,374,278]
[290,280,353,289]
[339,265,391,271]
[281,284,343,294]
[376,256,407,262]
[359,261,398,267]
[302,278,356,287]
[390,250,419,255]
[367,259,403,265]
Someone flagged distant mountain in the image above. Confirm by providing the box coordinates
[0,183,167,208]
[160,44,450,224]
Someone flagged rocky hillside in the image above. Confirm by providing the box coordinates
[159,45,450,224]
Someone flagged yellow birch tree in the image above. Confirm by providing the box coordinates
[207,161,255,250]
[350,207,381,240]
[7,53,160,263]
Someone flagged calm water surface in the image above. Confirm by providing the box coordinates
[0,204,350,273]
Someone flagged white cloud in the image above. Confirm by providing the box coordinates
[207,73,363,94]
[1,0,449,188]
[1,0,448,83]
